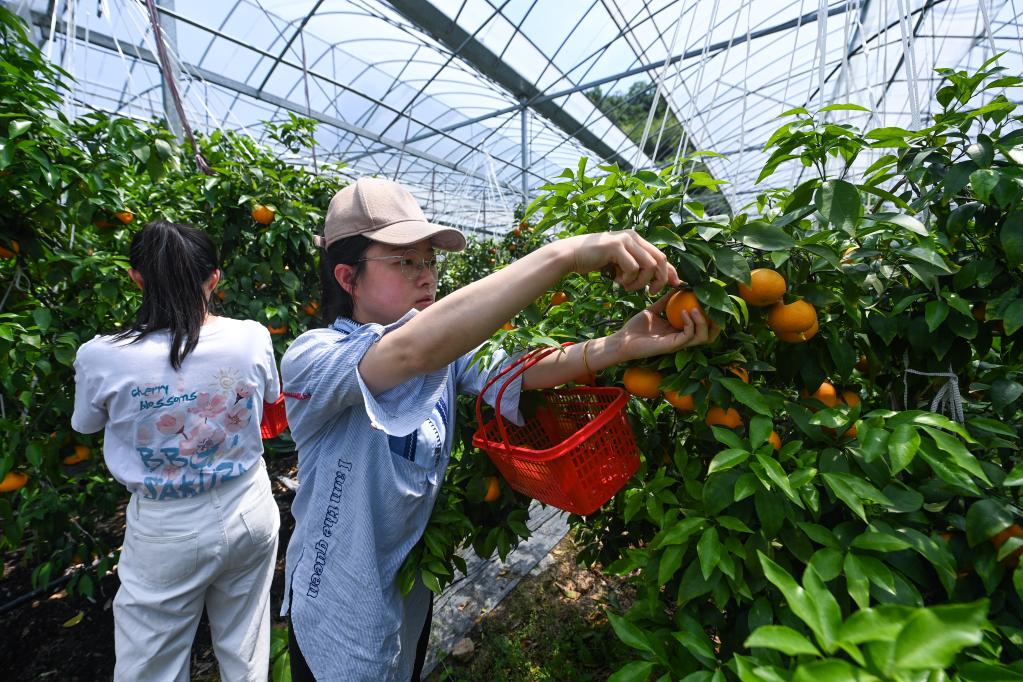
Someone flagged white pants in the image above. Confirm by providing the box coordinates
[114,460,280,682]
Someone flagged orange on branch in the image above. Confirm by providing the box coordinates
[0,245,14,259]
[776,320,819,343]
[114,210,134,224]
[550,291,568,306]
[841,390,861,408]
[267,324,287,335]
[500,322,515,331]
[737,268,786,307]
[806,381,840,408]
[483,476,501,503]
[304,300,320,316]
[991,523,1023,567]
[724,364,749,383]
[666,289,704,330]
[767,299,817,334]
[0,471,28,493]
[252,204,275,225]
[63,444,91,465]
[854,355,870,373]
[768,431,782,451]
[705,406,742,429]
[663,389,695,412]
[623,367,663,399]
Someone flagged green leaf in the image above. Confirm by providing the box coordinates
[713,248,751,284]
[32,307,52,332]
[734,221,796,251]
[893,600,988,670]
[965,499,1014,546]
[822,473,866,522]
[874,212,929,236]
[658,545,685,586]
[970,169,1000,203]
[819,103,870,113]
[707,448,750,475]
[839,606,914,644]
[924,300,949,331]
[992,379,1023,410]
[755,452,800,504]
[697,527,722,580]
[9,119,32,139]
[608,661,656,682]
[904,246,954,273]
[792,659,873,682]
[745,625,821,655]
[648,224,685,250]
[920,426,989,483]
[1004,300,1023,336]
[815,180,861,232]
[1000,213,1023,268]
[719,377,772,416]
[608,613,655,655]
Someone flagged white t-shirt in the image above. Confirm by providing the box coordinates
[72,317,280,499]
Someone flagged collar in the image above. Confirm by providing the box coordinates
[329,317,364,335]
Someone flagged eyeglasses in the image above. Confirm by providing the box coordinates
[357,249,443,281]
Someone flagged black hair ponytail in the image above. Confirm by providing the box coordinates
[114,220,219,370]
[318,235,371,325]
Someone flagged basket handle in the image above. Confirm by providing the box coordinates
[475,342,576,448]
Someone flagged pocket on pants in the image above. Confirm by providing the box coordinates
[126,529,199,587]
[239,492,279,547]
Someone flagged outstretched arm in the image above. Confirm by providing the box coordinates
[359,231,681,394]
[520,292,720,390]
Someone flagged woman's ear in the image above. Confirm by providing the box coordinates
[128,268,144,290]
[334,263,357,295]
[206,268,222,292]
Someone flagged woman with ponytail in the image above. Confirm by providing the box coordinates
[72,220,281,681]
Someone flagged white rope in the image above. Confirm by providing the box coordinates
[816,0,828,111]
[897,0,921,129]
[45,0,59,62]
[977,0,999,58]
[730,3,753,209]
[903,351,966,423]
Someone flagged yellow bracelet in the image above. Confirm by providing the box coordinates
[582,339,598,377]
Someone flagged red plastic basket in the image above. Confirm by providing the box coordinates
[472,345,640,515]
[260,395,288,440]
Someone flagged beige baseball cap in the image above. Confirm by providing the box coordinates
[321,177,466,251]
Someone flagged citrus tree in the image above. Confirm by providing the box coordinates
[487,58,1023,680]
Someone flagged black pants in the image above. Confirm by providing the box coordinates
[288,596,435,681]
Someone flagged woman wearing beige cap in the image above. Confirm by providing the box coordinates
[279,177,717,681]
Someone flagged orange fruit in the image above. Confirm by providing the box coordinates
[0,471,28,493]
[575,371,597,386]
[841,390,861,408]
[705,406,742,429]
[252,204,275,225]
[623,367,663,399]
[854,356,870,373]
[666,290,704,329]
[724,364,749,383]
[215,290,226,301]
[10,240,19,254]
[483,476,501,503]
[776,320,819,343]
[550,292,568,306]
[267,324,287,335]
[519,220,529,230]
[768,431,782,451]
[114,210,134,224]
[737,268,786,307]
[663,389,695,412]
[972,303,986,321]
[991,523,1023,567]
[0,245,14,259]
[843,424,858,439]
[63,444,91,466]
[803,381,839,408]
[500,322,515,331]
[304,300,320,316]
[767,300,817,334]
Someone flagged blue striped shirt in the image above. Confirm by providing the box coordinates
[280,312,522,680]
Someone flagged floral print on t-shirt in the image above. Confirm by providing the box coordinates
[132,375,257,499]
